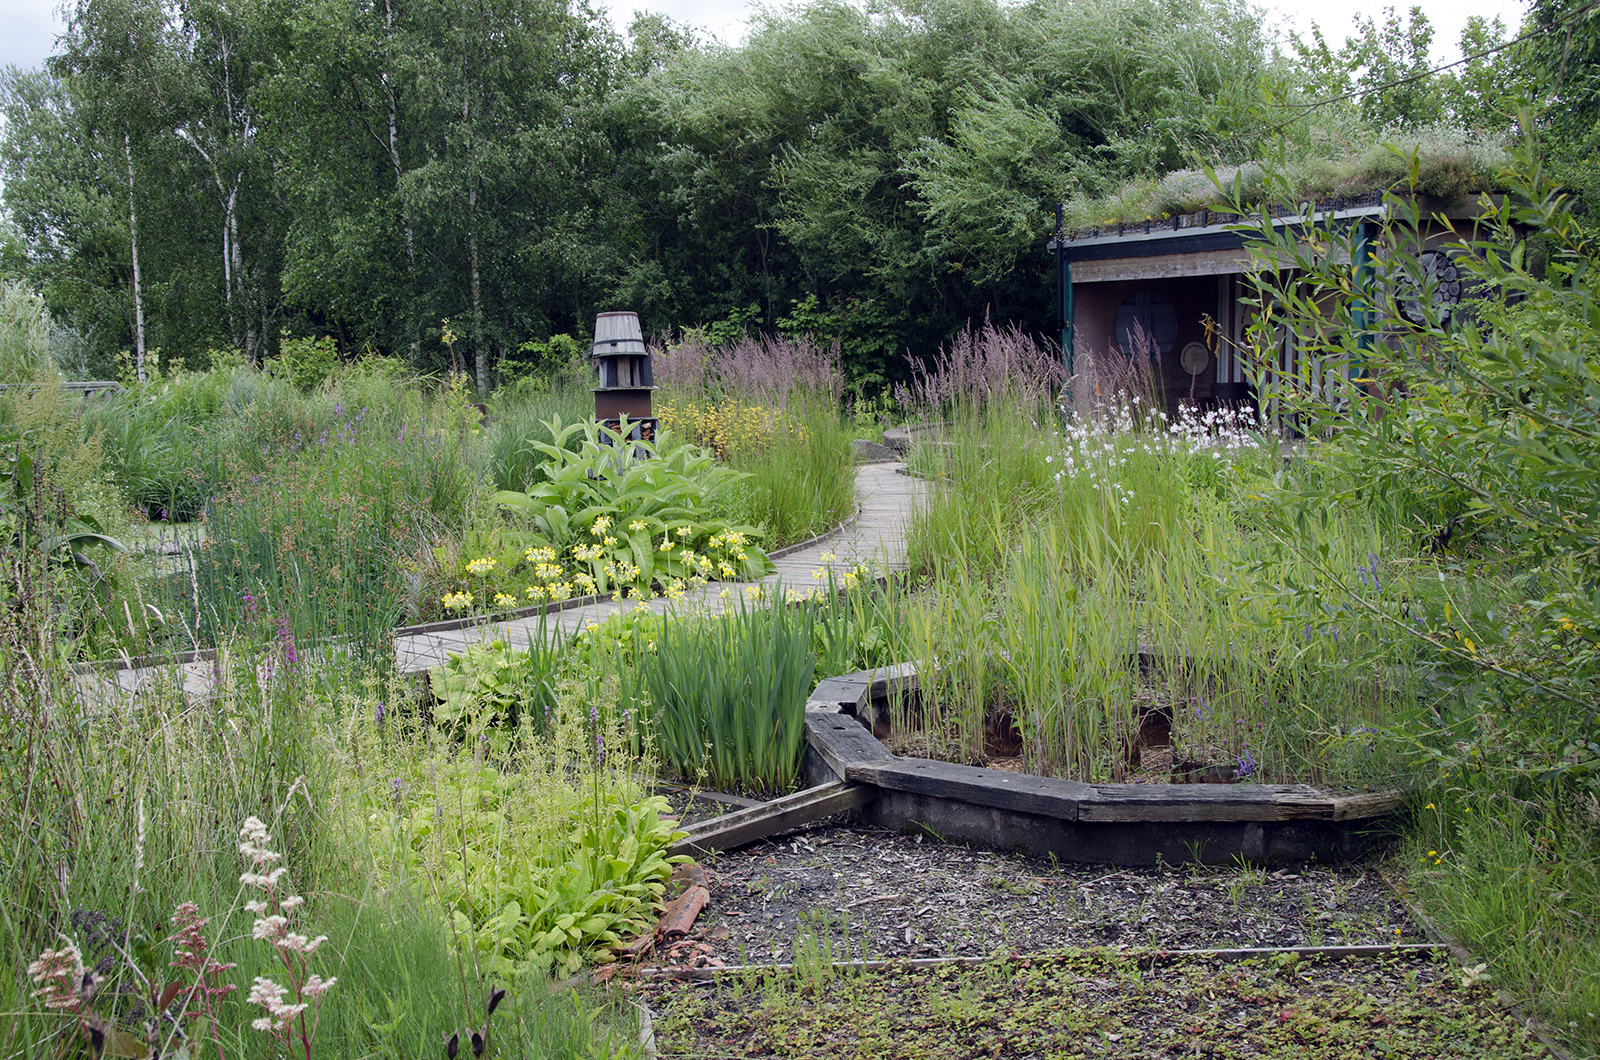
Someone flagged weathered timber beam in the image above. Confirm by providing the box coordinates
[846,757,1092,821]
[668,781,878,857]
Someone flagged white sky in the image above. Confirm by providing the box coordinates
[0,0,1524,85]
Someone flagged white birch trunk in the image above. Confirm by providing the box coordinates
[124,131,147,384]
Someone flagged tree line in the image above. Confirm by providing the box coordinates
[0,0,1582,392]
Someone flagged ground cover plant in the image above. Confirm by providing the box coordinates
[645,948,1549,1059]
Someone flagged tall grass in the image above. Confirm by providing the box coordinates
[632,597,817,794]
[0,616,646,1058]
[903,399,1423,786]
[654,332,855,548]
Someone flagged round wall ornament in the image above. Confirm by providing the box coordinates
[1179,341,1210,375]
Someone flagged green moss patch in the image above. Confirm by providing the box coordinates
[647,948,1548,1058]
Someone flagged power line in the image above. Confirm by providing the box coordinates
[1269,0,1600,122]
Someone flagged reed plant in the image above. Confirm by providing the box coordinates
[631,596,817,794]
[903,396,1423,787]
[714,395,857,547]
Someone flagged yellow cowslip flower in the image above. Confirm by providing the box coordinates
[629,520,648,532]
[726,531,747,547]
[659,538,673,553]
[820,551,837,563]
[811,567,826,580]
[634,601,652,613]
[743,585,761,600]
[535,562,564,581]
[591,515,612,536]
[708,535,724,549]
[574,573,596,593]
[665,580,686,601]
[526,585,545,601]
[676,526,692,538]
[465,557,496,575]
[719,588,731,599]
[719,562,735,578]
[678,549,697,564]
[525,546,556,564]
[549,582,572,601]
[493,592,517,609]
[735,551,748,562]
[842,571,860,590]
[603,536,617,548]
[442,591,473,611]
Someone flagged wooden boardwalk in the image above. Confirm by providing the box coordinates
[393,461,925,672]
[75,461,925,702]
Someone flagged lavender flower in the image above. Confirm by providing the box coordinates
[1236,748,1257,779]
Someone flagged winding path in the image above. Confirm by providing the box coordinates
[393,460,925,672]
[76,461,926,702]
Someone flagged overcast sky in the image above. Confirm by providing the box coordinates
[0,0,1523,80]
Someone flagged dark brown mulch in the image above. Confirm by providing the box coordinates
[637,820,1422,970]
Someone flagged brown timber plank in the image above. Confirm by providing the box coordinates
[805,713,894,778]
[1329,790,1409,820]
[668,782,877,857]
[1079,783,1335,823]
[846,757,1091,821]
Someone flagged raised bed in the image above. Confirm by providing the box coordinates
[677,662,1406,866]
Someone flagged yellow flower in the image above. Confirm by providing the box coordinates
[465,557,496,576]
[820,551,837,563]
[811,567,826,580]
[441,591,473,611]
[659,538,673,553]
[591,516,612,536]
[525,546,556,564]
[603,536,617,547]
[493,592,517,609]
[526,585,545,600]
[676,526,692,538]
[720,562,736,578]
[629,520,648,532]
[743,585,761,599]
[1424,803,1436,810]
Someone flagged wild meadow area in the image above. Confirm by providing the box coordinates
[4,0,1600,1055]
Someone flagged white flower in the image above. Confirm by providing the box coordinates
[278,895,304,913]
[276,933,328,955]
[240,866,288,890]
[302,974,337,1000]
[252,915,288,941]
[244,899,268,914]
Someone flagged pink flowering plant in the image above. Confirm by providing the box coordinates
[238,814,337,1056]
[26,810,337,1060]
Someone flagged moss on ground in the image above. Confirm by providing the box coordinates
[649,947,1549,1058]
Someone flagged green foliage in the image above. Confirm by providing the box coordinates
[1230,147,1600,788]
[487,417,771,602]
[632,598,818,794]
[377,759,684,979]
[274,331,340,391]
[0,280,54,384]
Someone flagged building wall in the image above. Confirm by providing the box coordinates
[1071,275,1231,415]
